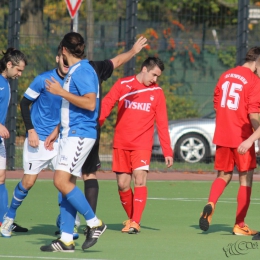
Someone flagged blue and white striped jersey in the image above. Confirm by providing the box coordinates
[60,60,99,139]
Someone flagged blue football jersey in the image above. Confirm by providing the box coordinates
[0,75,10,125]
[23,69,64,141]
[60,60,99,139]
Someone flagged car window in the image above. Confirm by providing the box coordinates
[202,111,215,119]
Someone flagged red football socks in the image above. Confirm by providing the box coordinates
[235,185,252,227]
[118,188,133,219]
[132,186,148,224]
[208,177,227,204]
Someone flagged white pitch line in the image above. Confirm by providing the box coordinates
[148,197,260,205]
[0,255,108,260]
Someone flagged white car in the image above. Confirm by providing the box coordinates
[152,111,259,163]
[152,112,215,163]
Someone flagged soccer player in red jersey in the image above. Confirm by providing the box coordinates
[199,47,260,236]
[99,57,173,234]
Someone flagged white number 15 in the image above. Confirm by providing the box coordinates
[221,81,242,110]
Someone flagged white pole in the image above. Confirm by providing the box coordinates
[73,11,79,32]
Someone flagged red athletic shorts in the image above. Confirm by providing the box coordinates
[214,145,256,172]
[112,148,151,174]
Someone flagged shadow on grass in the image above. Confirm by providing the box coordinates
[190,224,233,235]
[107,223,160,232]
[24,224,103,253]
[10,224,57,238]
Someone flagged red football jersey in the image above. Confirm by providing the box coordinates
[99,75,173,157]
[213,66,260,147]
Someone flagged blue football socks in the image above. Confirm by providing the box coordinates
[66,186,95,221]
[7,181,28,219]
[0,183,8,222]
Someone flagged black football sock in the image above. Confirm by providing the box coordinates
[84,179,99,213]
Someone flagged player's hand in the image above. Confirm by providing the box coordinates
[44,125,59,151]
[45,77,64,96]
[165,156,173,168]
[0,124,9,139]
[132,36,148,54]
[237,139,254,154]
[44,135,55,151]
[28,129,39,148]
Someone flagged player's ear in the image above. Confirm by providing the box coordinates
[6,61,12,69]
[142,66,148,73]
[56,56,59,63]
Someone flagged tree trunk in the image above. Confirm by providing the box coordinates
[20,0,44,45]
[86,0,94,60]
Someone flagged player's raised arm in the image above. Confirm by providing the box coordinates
[110,36,147,69]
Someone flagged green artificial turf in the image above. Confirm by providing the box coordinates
[1,180,260,260]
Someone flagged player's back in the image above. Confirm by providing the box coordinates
[213,66,260,147]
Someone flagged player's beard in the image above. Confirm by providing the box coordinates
[6,67,17,79]
[62,54,69,67]
[58,62,68,78]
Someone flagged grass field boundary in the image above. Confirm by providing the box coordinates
[0,255,108,260]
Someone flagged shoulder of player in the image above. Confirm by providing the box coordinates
[35,68,57,80]
[0,74,8,85]
[90,60,112,72]
[117,75,136,85]
[74,60,97,75]
[90,59,111,67]
[220,66,258,84]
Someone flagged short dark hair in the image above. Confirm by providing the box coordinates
[245,46,260,62]
[0,48,27,73]
[141,57,165,72]
[59,32,85,59]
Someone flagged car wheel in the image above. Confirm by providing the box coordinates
[175,133,210,163]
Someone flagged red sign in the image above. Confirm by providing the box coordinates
[65,0,82,19]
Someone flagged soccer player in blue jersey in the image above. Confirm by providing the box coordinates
[54,36,147,236]
[0,46,68,238]
[40,32,105,253]
[1,36,147,241]
[0,48,27,233]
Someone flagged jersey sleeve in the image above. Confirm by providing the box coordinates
[155,90,173,157]
[213,81,221,111]
[24,75,44,101]
[99,79,121,126]
[20,97,34,131]
[91,60,114,83]
[72,67,98,96]
[247,78,260,114]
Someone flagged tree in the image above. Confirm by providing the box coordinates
[20,0,44,45]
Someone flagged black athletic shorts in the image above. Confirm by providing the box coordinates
[82,128,101,174]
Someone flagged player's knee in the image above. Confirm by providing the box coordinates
[134,180,146,187]
[133,176,147,187]
[117,182,130,192]
[0,170,5,183]
[53,178,60,190]
[22,179,35,190]
[82,172,97,180]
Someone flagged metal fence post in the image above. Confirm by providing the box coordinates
[124,0,138,76]
[236,0,249,66]
[6,0,21,170]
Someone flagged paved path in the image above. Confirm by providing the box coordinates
[6,170,260,181]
